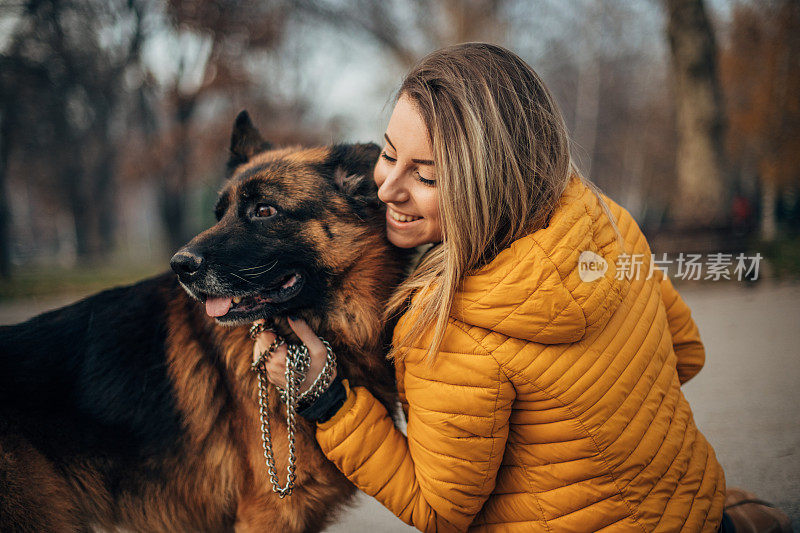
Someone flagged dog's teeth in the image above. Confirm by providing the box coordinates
[232,296,241,304]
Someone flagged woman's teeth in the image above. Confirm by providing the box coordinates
[389,208,421,223]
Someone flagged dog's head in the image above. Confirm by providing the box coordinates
[170,111,386,326]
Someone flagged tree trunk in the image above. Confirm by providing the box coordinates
[664,0,728,228]
[760,177,778,242]
[64,156,95,262]
[0,110,12,278]
[160,94,197,254]
[574,0,602,180]
[93,143,118,255]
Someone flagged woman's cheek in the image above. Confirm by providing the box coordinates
[422,189,443,241]
[373,160,387,188]
[419,187,439,220]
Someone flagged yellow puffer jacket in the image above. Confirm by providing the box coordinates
[316,174,726,532]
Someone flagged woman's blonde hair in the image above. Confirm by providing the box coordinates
[384,42,622,363]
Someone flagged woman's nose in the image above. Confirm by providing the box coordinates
[377,168,409,205]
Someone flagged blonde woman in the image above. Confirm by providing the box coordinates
[255,43,730,532]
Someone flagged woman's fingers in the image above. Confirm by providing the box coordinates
[252,319,273,364]
[252,322,289,387]
[253,329,277,364]
[288,317,336,392]
[250,318,333,392]
[287,317,325,358]
[265,348,287,388]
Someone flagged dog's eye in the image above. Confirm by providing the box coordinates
[254,204,277,218]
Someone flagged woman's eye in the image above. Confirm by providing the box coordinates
[254,204,277,218]
[380,151,397,163]
[416,173,436,187]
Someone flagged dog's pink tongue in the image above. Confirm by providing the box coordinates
[205,296,232,317]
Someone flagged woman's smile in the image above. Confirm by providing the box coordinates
[386,206,423,225]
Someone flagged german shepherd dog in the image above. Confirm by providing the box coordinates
[0,112,411,532]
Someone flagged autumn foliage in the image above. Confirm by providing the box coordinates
[720,0,800,191]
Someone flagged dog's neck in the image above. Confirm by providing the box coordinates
[256,229,407,357]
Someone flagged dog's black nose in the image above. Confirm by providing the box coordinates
[170,249,204,278]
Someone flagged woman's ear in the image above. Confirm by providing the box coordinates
[227,110,272,177]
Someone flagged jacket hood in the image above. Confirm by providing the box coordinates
[451,174,631,344]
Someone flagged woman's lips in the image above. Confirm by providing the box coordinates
[386,207,423,229]
[388,207,421,222]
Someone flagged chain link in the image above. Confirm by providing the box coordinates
[249,322,337,498]
[295,339,336,407]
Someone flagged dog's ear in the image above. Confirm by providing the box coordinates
[323,143,382,210]
[227,110,272,177]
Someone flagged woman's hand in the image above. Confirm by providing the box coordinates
[252,317,336,393]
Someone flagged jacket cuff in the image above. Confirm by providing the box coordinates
[316,378,357,430]
[297,374,346,422]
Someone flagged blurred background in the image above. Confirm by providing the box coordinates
[0,0,798,530]
[0,0,799,288]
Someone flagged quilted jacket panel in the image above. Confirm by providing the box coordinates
[316,174,726,532]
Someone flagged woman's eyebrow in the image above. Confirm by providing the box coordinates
[384,133,434,166]
[384,133,396,151]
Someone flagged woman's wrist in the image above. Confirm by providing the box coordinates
[297,373,347,423]
[300,357,328,393]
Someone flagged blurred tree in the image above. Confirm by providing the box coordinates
[572,0,602,180]
[720,0,800,240]
[295,0,684,230]
[0,98,14,279]
[663,0,729,228]
[517,0,676,227]
[0,0,149,265]
[5,0,779,279]
[293,0,509,69]
[145,0,289,253]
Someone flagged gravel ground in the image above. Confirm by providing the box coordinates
[2,278,797,531]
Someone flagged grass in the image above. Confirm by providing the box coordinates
[759,233,800,279]
[0,261,167,301]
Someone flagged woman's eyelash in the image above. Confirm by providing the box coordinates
[381,150,435,186]
[416,173,436,186]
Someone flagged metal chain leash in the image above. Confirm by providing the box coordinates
[248,322,337,498]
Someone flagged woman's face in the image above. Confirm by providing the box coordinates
[374,94,442,248]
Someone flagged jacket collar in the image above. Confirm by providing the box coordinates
[451,174,630,344]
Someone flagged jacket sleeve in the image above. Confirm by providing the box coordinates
[656,270,706,384]
[315,340,514,532]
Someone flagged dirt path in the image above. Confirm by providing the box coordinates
[678,279,800,529]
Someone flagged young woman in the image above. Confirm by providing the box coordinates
[255,43,729,532]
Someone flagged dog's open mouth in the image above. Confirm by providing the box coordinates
[203,271,305,320]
